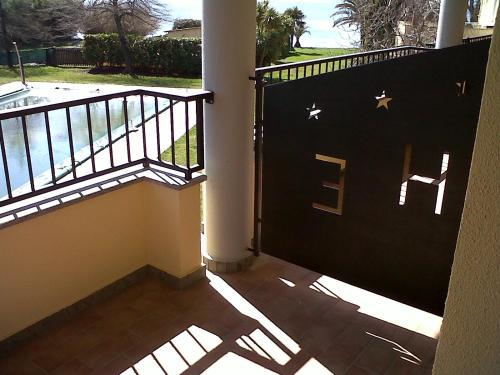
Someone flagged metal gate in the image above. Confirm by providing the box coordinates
[254,39,490,315]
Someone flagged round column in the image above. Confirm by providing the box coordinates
[202,0,256,272]
[435,0,468,48]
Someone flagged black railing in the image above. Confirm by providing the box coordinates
[255,46,430,84]
[426,34,493,48]
[0,88,213,207]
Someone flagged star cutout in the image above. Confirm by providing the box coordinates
[307,103,322,120]
[375,90,392,110]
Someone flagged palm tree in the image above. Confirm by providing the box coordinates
[294,23,310,48]
[256,0,289,67]
[332,0,366,47]
[283,6,305,50]
[332,0,402,50]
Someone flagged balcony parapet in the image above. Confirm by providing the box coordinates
[0,165,205,346]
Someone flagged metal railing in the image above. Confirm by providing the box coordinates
[0,88,213,207]
[251,45,431,256]
[426,34,493,48]
[255,46,430,84]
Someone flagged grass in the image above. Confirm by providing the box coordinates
[269,47,360,81]
[0,66,202,88]
[161,126,198,167]
[0,48,357,88]
[277,47,359,64]
[161,126,203,217]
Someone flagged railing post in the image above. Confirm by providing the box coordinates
[195,99,205,169]
[253,74,265,256]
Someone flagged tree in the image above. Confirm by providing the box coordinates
[256,0,289,67]
[332,0,439,50]
[294,23,310,48]
[467,0,480,22]
[83,9,161,35]
[172,18,201,30]
[0,0,83,50]
[85,0,170,74]
[283,6,306,50]
[0,0,12,67]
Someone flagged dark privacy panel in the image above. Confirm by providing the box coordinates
[261,41,490,315]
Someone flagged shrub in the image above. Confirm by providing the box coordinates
[82,34,202,76]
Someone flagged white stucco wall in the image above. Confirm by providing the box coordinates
[0,180,202,341]
[432,8,500,375]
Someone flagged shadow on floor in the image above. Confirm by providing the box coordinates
[0,255,439,375]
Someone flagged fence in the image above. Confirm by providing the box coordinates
[251,45,431,255]
[0,88,213,207]
[47,47,91,67]
[0,47,91,67]
[426,34,493,48]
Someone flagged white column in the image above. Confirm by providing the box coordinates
[202,0,256,271]
[435,0,468,48]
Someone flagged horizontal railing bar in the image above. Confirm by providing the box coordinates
[147,159,194,175]
[0,89,214,120]
[256,46,430,76]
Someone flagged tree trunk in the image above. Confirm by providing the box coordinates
[294,37,301,48]
[0,0,12,67]
[112,4,133,75]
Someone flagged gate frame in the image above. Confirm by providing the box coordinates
[250,36,491,257]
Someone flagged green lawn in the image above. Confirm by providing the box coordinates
[161,126,203,216]
[161,126,198,167]
[269,47,359,81]
[0,66,202,88]
[277,47,359,64]
[0,48,357,88]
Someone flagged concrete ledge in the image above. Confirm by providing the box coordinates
[0,164,206,230]
[203,254,254,273]
[0,264,206,356]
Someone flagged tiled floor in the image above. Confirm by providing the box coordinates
[0,255,441,375]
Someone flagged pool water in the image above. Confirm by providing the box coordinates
[0,86,166,199]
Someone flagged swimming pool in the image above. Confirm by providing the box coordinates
[0,84,168,198]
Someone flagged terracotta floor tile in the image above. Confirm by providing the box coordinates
[345,365,377,375]
[2,255,440,375]
[50,311,104,341]
[354,343,398,374]
[89,354,132,375]
[127,312,172,338]
[87,306,146,337]
[385,358,427,375]
[318,342,365,374]
[77,331,139,370]
[50,358,92,375]
[31,340,71,372]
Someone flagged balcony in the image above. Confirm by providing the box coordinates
[0,2,498,373]
[0,254,440,375]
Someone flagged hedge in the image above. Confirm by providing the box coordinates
[82,34,202,76]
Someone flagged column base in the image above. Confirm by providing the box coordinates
[203,253,254,273]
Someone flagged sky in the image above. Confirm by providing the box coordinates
[159,0,359,48]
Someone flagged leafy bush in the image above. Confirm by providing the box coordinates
[173,19,201,30]
[82,34,202,76]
